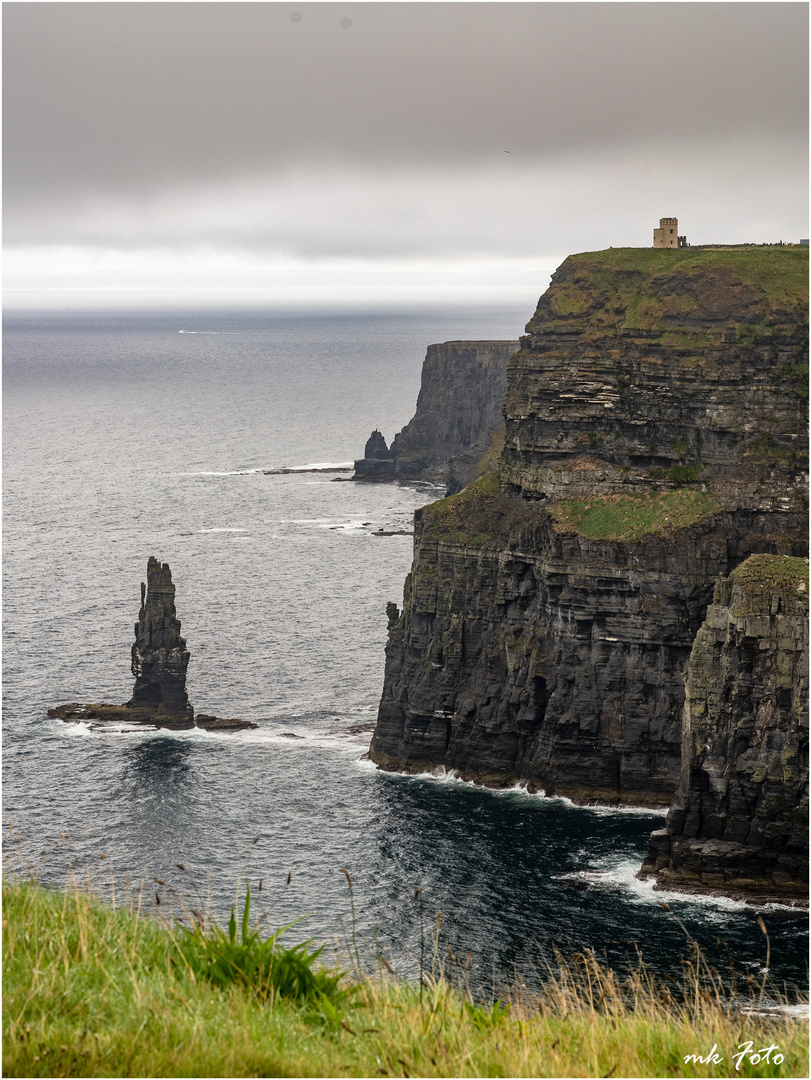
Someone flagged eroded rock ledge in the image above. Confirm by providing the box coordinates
[639,555,809,905]
[49,557,256,732]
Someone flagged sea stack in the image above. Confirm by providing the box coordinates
[129,557,193,719]
[352,429,396,480]
[48,558,256,732]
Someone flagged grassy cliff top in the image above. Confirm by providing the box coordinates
[529,246,808,334]
[728,553,809,613]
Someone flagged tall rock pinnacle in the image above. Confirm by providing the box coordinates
[49,556,256,731]
[128,557,192,718]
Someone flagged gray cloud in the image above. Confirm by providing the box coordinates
[3,2,808,284]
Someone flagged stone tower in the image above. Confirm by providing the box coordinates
[653,217,679,248]
[653,217,687,248]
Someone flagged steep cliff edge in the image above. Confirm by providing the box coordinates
[640,555,808,903]
[369,248,808,807]
[353,340,517,488]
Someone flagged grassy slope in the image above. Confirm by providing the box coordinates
[422,476,722,547]
[3,879,808,1078]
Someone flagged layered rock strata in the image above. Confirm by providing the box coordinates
[352,341,517,489]
[369,248,808,807]
[639,555,809,903]
[49,557,256,732]
[129,556,192,716]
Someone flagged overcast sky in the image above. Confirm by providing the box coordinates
[4,1,808,307]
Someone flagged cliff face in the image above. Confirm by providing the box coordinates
[640,555,809,902]
[353,340,517,488]
[501,248,807,512]
[369,248,808,807]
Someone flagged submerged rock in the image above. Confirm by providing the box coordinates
[49,558,257,732]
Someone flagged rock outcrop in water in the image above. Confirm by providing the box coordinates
[639,554,809,904]
[352,340,518,490]
[369,248,808,817]
[129,556,192,716]
[353,429,396,480]
[49,557,256,732]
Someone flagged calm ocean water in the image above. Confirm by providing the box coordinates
[3,305,807,995]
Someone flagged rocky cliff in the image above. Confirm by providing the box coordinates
[129,556,193,717]
[369,247,808,808]
[640,554,808,903]
[353,340,517,489]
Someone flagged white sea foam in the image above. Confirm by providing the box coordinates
[287,461,353,471]
[321,520,372,532]
[742,1002,809,1018]
[178,469,261,476]
[362,768,670,817]
[214,727,368,753]
[265,462,353,474]
[588,857,804,914]
[280,517,341,525]
[56,719,97,738]
[196,527,248,533]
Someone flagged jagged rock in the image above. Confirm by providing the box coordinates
[49,558,257,732]
[638,555,809,904]
[364,430,394,460]
[369,248,808,809]
[352,342,518,487]
[129,556,192,718]
[353,429,397,479]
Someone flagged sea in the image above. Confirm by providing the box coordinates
[3,303,807,999]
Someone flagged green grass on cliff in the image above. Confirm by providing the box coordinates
[537,246,808,335]
[4,876,809,1078]
[421,471,536,547]
[728,554,809,615]
[551,489,721,543]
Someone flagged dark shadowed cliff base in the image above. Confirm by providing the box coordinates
[370,248,808,825]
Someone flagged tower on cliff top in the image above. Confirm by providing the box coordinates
[653,217,687,248]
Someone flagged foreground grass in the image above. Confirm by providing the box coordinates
[3,878,808,1078]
